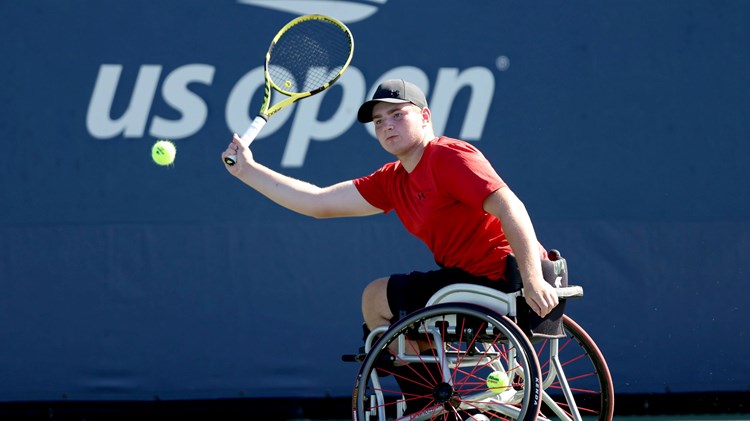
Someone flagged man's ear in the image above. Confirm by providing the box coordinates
[421,106,431,126]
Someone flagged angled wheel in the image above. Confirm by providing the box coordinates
[353,303,542,420]
[535,315,615,420]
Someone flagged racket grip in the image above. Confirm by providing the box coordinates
[224,116,268,166]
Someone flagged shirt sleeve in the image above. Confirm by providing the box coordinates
[435,140,506,209]
[352,163,396,213]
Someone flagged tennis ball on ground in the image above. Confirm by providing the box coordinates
[486,370,510,393]
[152,140,176,166]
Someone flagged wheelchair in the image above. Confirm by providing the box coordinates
[344,251,615,420]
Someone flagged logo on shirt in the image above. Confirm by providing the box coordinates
[417,192,426,201]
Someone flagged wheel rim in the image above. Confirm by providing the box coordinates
[353,303,541,421]
[535,315,615,420]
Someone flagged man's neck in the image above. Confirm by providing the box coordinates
[398,135,436,173]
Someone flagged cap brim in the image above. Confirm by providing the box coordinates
[357,98,411,123]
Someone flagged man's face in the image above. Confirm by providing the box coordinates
[371,101,427,157]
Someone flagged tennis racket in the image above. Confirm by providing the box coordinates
[224,14,354,166]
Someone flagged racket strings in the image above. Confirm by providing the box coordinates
[268,19,352,94]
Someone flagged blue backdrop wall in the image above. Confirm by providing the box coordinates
[1,0,748,402]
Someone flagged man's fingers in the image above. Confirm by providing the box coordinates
[529,293,558,318]
[527,297,543,317]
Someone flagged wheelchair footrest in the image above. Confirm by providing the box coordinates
[341,346,367,363]
[341,353,366,363]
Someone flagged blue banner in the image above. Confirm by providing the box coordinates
[1,0,748,401]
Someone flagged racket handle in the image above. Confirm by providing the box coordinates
[224,116,268,166]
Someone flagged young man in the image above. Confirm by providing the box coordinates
[222,79,558,414]
[222,79,557,322]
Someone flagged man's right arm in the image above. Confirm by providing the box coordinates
[222,134,382,219]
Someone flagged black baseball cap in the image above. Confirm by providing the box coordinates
[357,79,428,123]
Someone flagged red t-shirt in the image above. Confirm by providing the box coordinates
[353,137,512,280]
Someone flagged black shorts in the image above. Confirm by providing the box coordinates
[386,266,520,323]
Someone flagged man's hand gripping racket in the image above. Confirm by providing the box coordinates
[224,14,354,166]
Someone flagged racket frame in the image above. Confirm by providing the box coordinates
[225,14,354,166]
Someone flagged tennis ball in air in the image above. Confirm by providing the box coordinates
[486,370,510,393]
[152,140,176,166]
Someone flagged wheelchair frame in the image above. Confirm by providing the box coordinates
[348,272,614,420]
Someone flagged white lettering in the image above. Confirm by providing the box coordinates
[431,67,494,140]
[282,68,365,167]
[86,65,161,139]
[226,67,293,139]
[362,66,494,141]
[86,63,497,167]
[150,64,214,138]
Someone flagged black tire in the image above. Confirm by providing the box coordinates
[535,315,615,420]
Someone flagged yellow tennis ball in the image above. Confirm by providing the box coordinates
[486,370,509,393]
[151,140,176,166]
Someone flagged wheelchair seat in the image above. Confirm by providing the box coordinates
[425,252,582,339]
[425,283,522,317]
